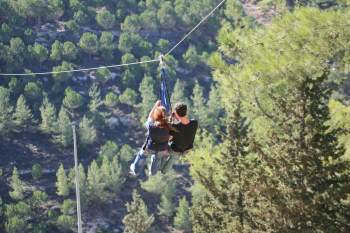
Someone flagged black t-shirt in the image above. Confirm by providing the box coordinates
[169,119,198,152]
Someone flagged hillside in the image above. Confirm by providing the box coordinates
[1,0,350,233]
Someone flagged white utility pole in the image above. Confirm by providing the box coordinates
[72,123,83,233]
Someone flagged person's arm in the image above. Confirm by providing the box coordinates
[148,100,161,120]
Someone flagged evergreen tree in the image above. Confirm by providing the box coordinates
[104,92,119,108]
[63,87,84,111]
[9,167,25,201]
[88,83,102,113]
[62,41,78,61]
[13,95,35,131]
[79,32,99,56]
[139,75,157,121]
[78,115,97,147]
[56,164,70,197]
[96,9,115,29]
[87,160,106,205]
[158,178,176,218]
[209,8,350,233]
[40,96,57,134]
[56,107,72,147]
[0,87,13,137]
[174,197,191,231]
[50,40,63,61]
[191,81,207,125]
[100,31,115,61]
[171,79,191,113]
[122,190,154,233]
[4,202,31,233]
[101,156,125,192]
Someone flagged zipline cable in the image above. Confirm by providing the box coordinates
[165,0,227,56]
[0,0,227,76]
[0,59,160,76]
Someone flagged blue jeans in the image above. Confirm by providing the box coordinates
[130,148,169,177]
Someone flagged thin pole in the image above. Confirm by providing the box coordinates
[72,123,83,233]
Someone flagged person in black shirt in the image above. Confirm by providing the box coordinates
[161,102,198,173]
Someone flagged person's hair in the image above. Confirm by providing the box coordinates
[175,102,187,117]
[152,106,170,129]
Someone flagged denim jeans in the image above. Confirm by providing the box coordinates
[130,148,169,177]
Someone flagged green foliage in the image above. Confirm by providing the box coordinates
[56,164,70,197]
[0,87,13,137]
[195,7,350,233]
[171,79,191,109]
[79,32,99,55]
[119,144,135,167]
[100,31,115,61]
[104,92,119,107]
[62,41,78,61]
[87,160,107,205]
[50,40,63,61]
[40,97,57,134]
[78,115,97,147]
[174,197,191,231]
[24,82,42,103]
[96,67,111,81]
[29,43,48,65]
[56,107,73,147]
[183,45,202,69]
[31,163,43,180]
[89,83,103,113]
[98,140,119,162]
[141,171,176,194]
[9,167,25,201]
[63,87,84,110]
[158,175,176,218]
[96,9,116,29]
[191,81,208,125]
[119,88,138,106]
[101,156,125,192]
[5,202,31,233]
[56,214,75,232]
[13,94,35,131]
[122,190,154,233]
[139,75,157,121]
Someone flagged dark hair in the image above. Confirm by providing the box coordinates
[175,102,187,117]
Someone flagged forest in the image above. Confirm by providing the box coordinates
[0,0,350,233]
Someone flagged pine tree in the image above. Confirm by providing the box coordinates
[206,84,224,131]
[171,79,191,108]
[191,81,207,125]
[13,94,35,131]
[139,75,157,121]
[63,87,83,111]
[101,156,125,193]
[158,179,176,218]
[211,8,350,233]
[87,160,106,205]
[40,96,57,134]
[78,115,97,147]
[122,190,154,233]
[56,107,72,147]
[88,83,102,113]
[0,87,13,137]
[56,164,70,197]
[9,167,25,201]
[174,197,191,231]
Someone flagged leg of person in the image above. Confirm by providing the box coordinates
[149,150,168,176]
[160,151,180,174]
[130,149,147,177]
